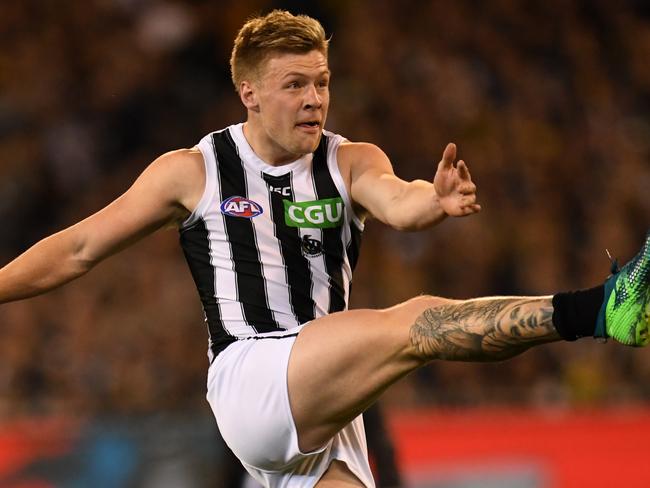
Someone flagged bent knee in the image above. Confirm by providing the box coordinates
[401,294,451,309]
[380,294,456,327]
[386,294,454,319]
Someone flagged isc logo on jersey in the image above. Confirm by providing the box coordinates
[284,197,343,228]
[220,196,264,218]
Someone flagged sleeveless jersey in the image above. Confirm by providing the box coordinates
[179,124,364,361]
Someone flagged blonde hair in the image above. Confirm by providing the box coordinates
[230,10,329,90]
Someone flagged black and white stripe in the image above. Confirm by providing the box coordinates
[263,172,316,324]
[213,130,279,333]
[311,137,346,313]
[179,219,234,358]
[180,124,364,359]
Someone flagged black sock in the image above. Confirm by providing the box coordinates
[551,285,604,341]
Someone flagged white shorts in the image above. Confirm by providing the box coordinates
[206,325,375,488]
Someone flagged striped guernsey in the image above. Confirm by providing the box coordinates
[179,124,364,362]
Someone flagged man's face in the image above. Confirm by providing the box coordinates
[246,50,330,163]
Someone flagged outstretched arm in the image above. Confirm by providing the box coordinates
[0,149,205,304]
[343,142,480,231]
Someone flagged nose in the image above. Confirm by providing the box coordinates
[304,84,322,109]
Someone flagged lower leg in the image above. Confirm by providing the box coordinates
[409,296,560,362]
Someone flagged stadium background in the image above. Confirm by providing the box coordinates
[1,0,650,486]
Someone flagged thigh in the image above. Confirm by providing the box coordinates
[288,295,450,452]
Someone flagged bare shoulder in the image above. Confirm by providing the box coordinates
[337,141,392,183]
[338,141,386,161]
[152,147,204,176]
[336,141,393,219]
[144,147,206,222]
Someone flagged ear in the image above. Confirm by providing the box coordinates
[239,80,260,112]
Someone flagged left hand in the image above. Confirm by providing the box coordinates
[433,143,481,217]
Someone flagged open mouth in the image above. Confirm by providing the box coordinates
[296,121,320,129]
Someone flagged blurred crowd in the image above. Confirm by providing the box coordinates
[1,0,649,418]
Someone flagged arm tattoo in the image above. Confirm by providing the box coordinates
[409,297,558,362]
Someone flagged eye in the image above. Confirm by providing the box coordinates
[286,81,301,89]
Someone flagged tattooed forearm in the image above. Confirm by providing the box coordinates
[409,297,559,361]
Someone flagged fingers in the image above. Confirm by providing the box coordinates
[458,193,480,216]
[458,180,477,195]
[438,147,475,185]
[439,189,482,216]
[457,162,476,195]
[457,160,472,180]
[446,203,481,217]
[461,203,482,216]
[461,192,478,207]
[439,143,456,170]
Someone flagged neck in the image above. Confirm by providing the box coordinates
[242,121,300,166]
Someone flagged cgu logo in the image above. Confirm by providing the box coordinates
[283,197,344,229]
[220,196,264,218]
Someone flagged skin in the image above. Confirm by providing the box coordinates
[0,49,562,487]
[239,50,332,165]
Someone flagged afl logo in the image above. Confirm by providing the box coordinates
[220,196,264,218]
